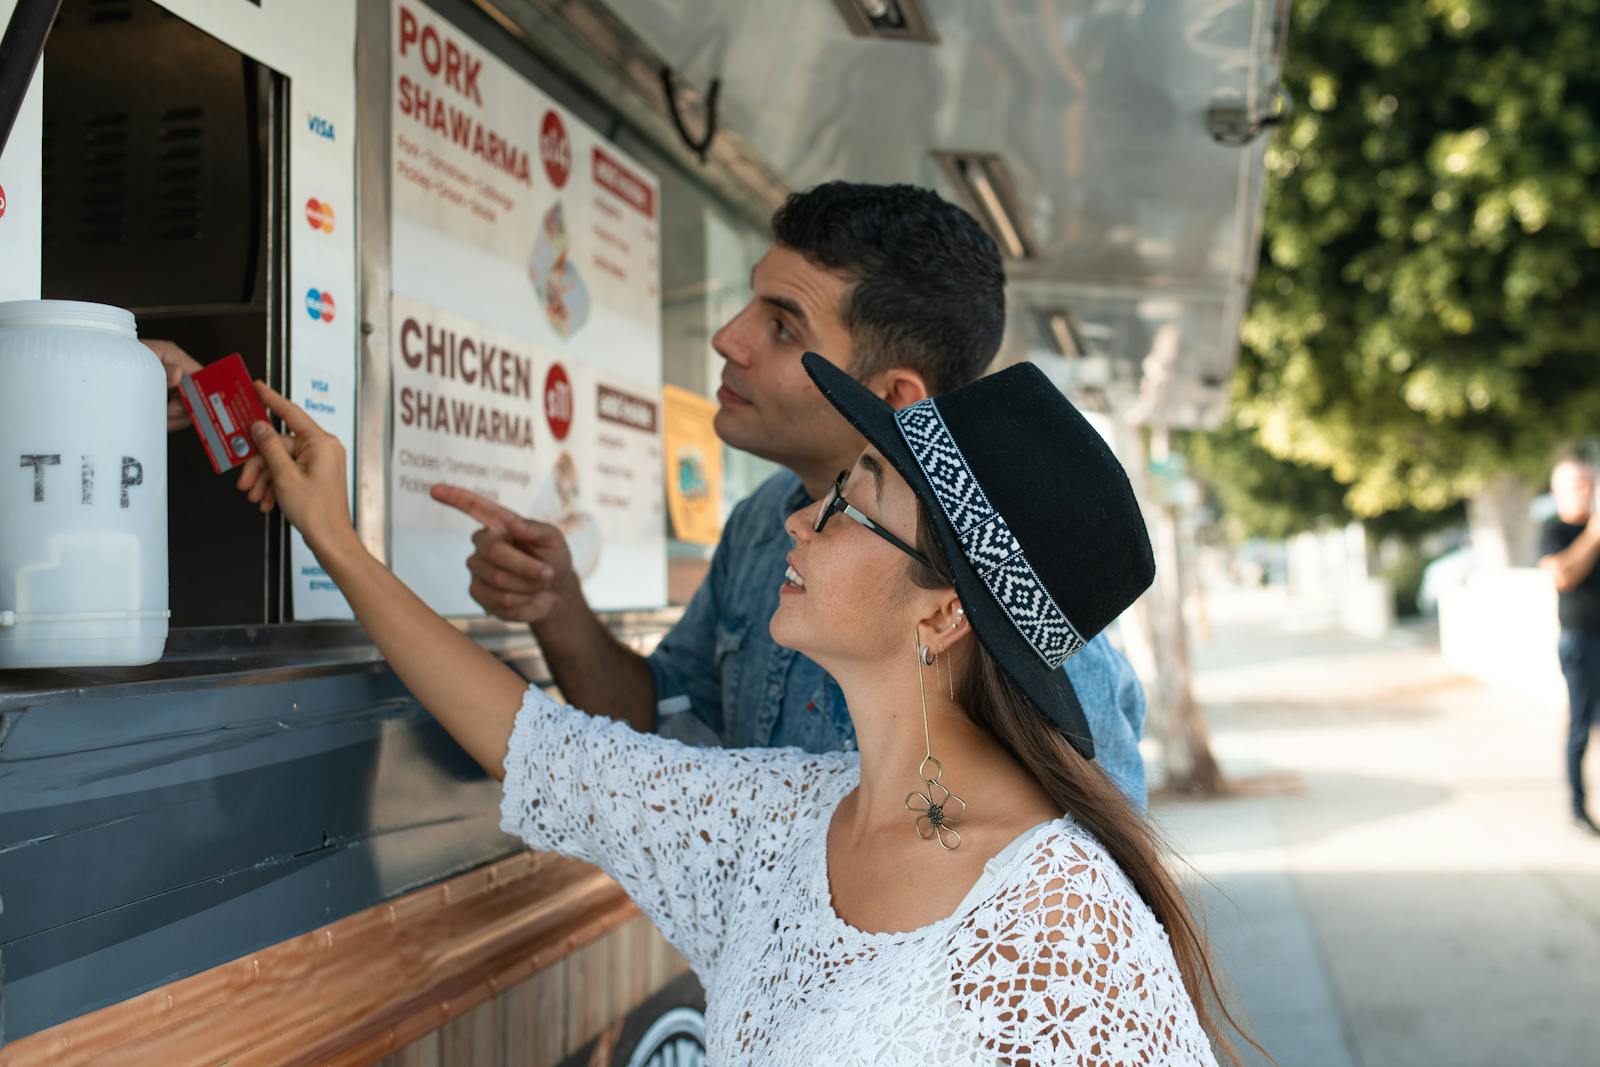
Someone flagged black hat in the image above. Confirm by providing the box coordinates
[803,352,1155,759]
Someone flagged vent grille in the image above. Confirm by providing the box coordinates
[157,105,205,240]
[41,106,210,247]
[80,112,128,244]
[41,0,262,308]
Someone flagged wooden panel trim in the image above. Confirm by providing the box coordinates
[1,853,642,1067]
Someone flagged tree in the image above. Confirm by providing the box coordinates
[1235,0,1600,518]
[1182,421,1469,542]
[1182,421,1352,540]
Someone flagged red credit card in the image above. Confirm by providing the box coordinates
[177,353,271,474]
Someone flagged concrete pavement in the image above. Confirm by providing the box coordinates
[1153,589,1600,1067]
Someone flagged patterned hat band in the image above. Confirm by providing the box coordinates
[896,399,1086,669]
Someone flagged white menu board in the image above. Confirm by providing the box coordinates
[0,0,43,302]
[282,70,360,617]
[389,0,665,615]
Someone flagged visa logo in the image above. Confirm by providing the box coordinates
[306,114,336,140]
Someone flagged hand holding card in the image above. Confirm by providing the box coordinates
[175,352,277,512]
[176,353,270,473]
[247,381,355,556]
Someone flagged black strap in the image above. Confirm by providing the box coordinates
[0,0,62,159]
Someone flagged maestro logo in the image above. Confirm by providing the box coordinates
[0,183,7,219]
[544,363,573,441]
[305,197,336,233]
[539,110,571,189]
[306,113,336,141]
[305,288,336,323]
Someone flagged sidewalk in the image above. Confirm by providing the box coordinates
[1153,588,1600,1067]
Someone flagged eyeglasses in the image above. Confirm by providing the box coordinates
[814,471,949,580]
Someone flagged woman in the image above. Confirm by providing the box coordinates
[245,352,1253,1064]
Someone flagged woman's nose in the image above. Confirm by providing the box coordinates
[784,502,816,543]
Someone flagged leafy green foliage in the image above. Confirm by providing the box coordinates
[1231,0,1600,518]
[1182,423,1350,539]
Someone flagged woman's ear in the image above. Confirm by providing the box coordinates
[917,597,968,655]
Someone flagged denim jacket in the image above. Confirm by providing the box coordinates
[647,472,1148,808]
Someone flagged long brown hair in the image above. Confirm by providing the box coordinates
[912,509,1265,1066]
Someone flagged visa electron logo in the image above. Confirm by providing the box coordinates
[305,197,336,233]
[305,288,336,323]
[539,110,571,189]
[306,113,336,140]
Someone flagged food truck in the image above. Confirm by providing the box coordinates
[0,0,1285,1061]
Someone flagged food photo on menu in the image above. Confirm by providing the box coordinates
[527,202,591,341]
[528,450,602,578]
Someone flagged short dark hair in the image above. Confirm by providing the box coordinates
[770,182,1005,395]
[1553,451,1597,478]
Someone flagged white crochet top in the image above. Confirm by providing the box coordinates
[500,685,1217,1065]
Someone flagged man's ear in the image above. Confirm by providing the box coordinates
[871,367,931,411]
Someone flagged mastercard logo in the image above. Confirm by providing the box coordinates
[305,288,336,323]
[305,197,335,233]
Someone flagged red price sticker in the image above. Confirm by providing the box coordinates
[540,110,571,189]
[544,363,572,441]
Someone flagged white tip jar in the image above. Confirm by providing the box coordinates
[0,300,169,668]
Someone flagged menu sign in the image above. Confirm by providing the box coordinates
[0,0,42,302]
[389,0,665,614]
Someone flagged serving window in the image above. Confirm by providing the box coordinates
[23,0,783,646]
[40,0,288,627]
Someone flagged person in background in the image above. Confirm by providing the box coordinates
[1538,454,1600,834]
[145,338,274,512]
[435,182,1152,806]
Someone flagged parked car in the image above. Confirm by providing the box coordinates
[1417,546,1475,614]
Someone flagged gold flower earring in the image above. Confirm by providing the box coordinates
[905,626,967,850]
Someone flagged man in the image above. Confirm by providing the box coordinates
[440,181,1150,805]
[1539,455,1600,834]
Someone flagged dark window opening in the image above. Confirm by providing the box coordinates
[42,0,287,627]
